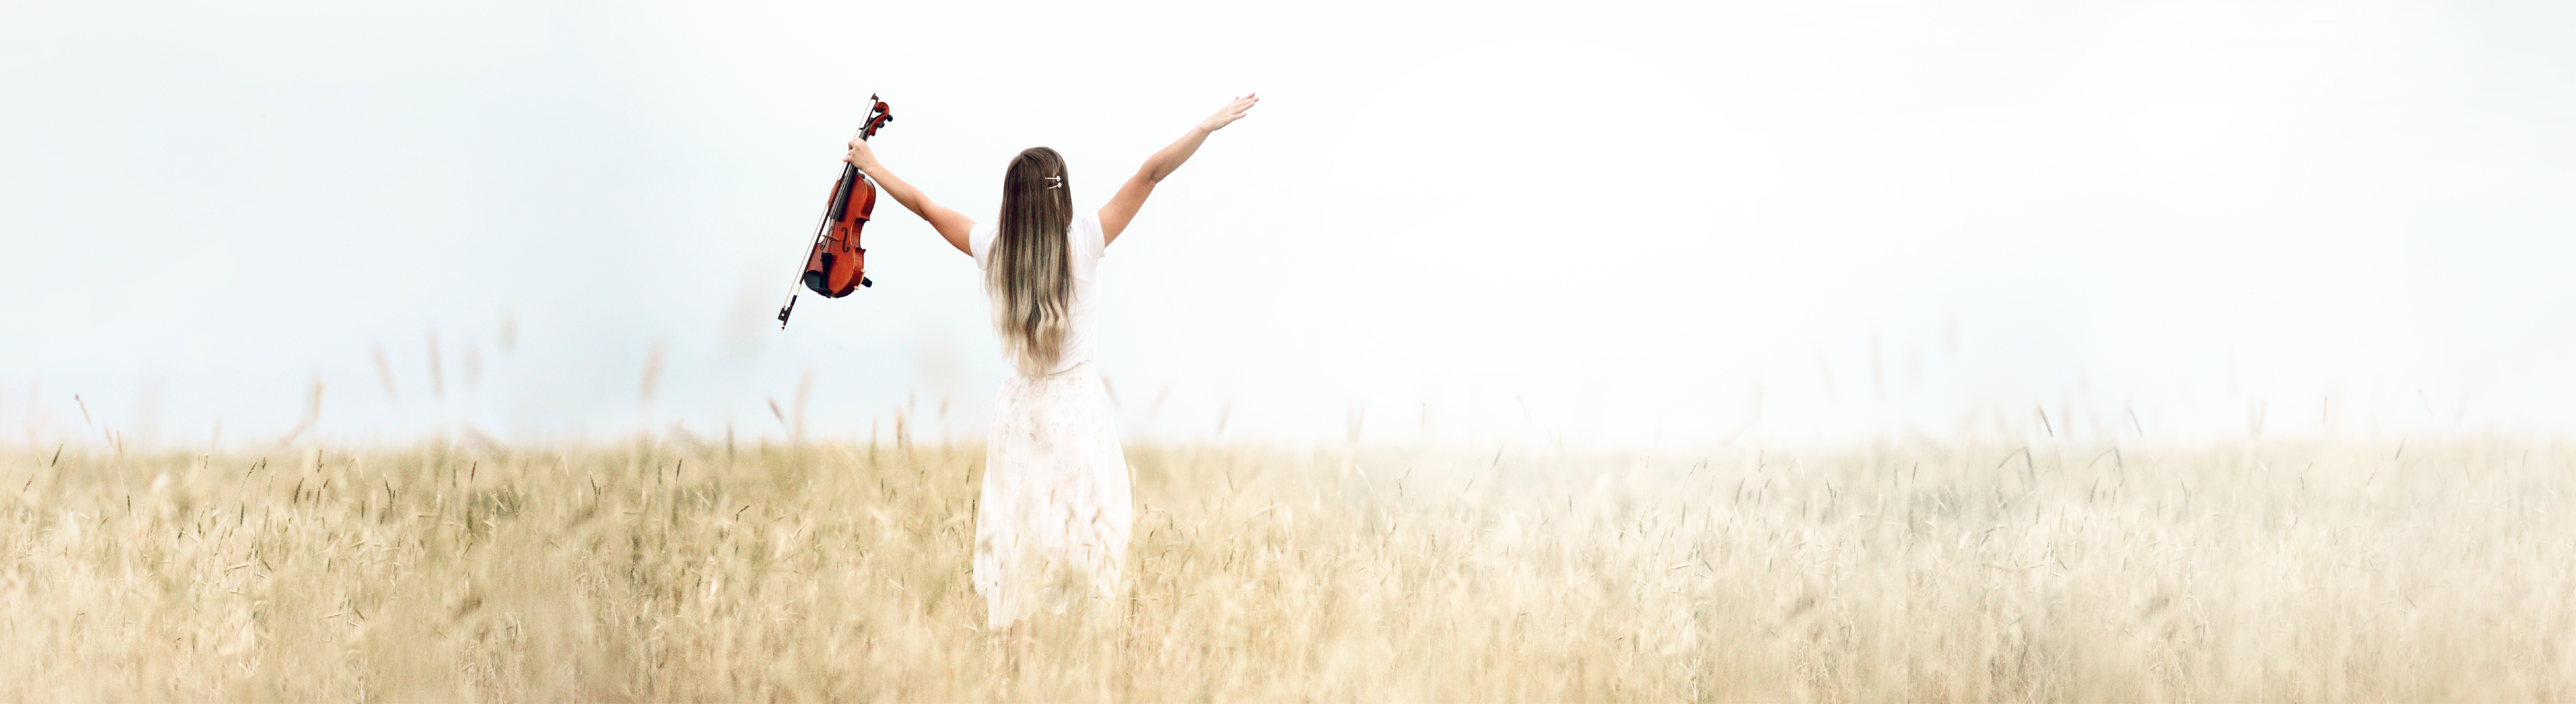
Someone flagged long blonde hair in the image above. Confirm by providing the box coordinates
[989,147,1073,377]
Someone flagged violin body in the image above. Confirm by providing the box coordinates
[779,95,892,328]
[801,164,875,297]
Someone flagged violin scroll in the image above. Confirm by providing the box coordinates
[859,95,892,140]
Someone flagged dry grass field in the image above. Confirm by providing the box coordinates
[3,436,2572,702]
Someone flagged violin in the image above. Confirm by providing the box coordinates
[777,95,893,328]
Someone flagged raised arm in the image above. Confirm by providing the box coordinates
[844,138,975,256]
[1100,93,1259,246]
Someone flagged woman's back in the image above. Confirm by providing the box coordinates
[969,211,1107,377]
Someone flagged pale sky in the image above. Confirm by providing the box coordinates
[5,0,2573,450]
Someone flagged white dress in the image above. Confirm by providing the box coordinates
[967,212,1133,629]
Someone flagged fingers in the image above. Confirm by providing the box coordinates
[1199,93,1259,131]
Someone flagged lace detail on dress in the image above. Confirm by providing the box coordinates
[970,362,1133,628]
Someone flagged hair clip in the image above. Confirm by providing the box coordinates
[1044,175,1063,190]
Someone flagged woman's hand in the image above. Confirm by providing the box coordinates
[843,138,881,175]
[1195,93,1259,133]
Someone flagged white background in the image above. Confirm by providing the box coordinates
[5,0,2572,450]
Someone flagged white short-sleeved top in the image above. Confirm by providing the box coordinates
[969,211,1106,376]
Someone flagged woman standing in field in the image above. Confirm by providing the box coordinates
[841,94,1259,630]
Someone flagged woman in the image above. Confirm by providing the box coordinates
[842,93,1259,629]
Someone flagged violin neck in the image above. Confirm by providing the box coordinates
[827,165,861,223]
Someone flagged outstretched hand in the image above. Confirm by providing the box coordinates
[1197,93,1259,133]
[842,138,880,175]
[1103,92,1260,245]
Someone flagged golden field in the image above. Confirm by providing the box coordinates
[2,437,2570,702]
